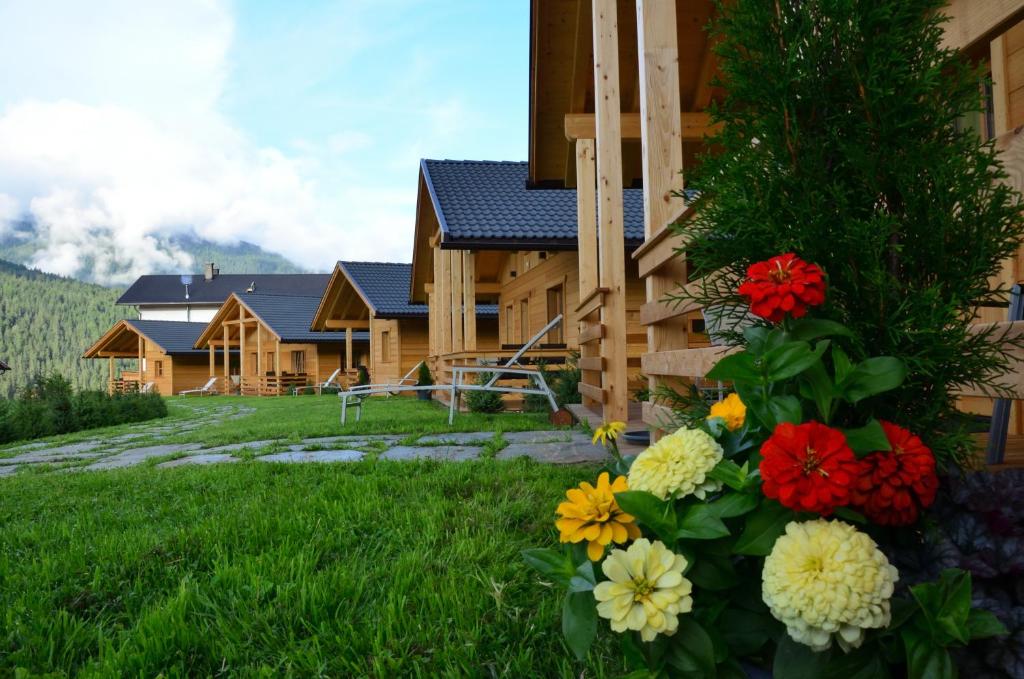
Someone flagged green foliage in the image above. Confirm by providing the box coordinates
[0,373,166,444]
[355,365,370,386]
[0,258,123,398]
[416,361,434,387]
[0,459,624,676]
[464,372,505,414]
[674,0,1024,467]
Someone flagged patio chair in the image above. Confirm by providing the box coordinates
[179,376,219,397]
[293,368,343,396]
[140,381,156,394]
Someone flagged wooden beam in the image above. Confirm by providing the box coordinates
[992,35,1011,137]
[138,335,144,382]
[576,138,599,296]
[692,34,721,111]
[440,248,453,354]
[578,321,605,345]
[257,323,263,375]
[451,248,464,352]
[940,1,1024,55]
[323,319,371,330]
[463,251,477,351]
[209,343,215,377]
[222,324,230,382]
[578,381,607,404]
[239,306,247,378]
[593,0,629,423]
[565,111,719,141]
[564,0,595,187]
[579,356,605,372]
[641,346,738,379]
[346,328,353,371]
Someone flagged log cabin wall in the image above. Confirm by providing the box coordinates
[170,355,211,394]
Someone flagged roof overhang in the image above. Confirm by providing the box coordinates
[310,263,375,330]
[84,320,163,358]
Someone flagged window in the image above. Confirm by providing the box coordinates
[505,304,514,343]
[266,351,275,372]
[291,350,305,374]
[546,284,564,344]
[520,298,530,344]
[154,360,163,377]
[381,330,391,362]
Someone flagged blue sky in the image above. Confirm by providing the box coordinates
[0,0,529,283]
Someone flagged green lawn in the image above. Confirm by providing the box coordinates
[0,395,564,457]
[0,459,618,677]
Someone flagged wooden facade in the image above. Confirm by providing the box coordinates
[530,0,1024,434]
[84,320,210,395]
[194,294,348,396]
[309,262,428,388]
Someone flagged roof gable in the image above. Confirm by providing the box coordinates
[84,319,208,357]
[338,262,428,318]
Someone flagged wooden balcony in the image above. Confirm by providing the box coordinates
[239,374,311,396]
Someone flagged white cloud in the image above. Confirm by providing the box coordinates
[0,0,418,284]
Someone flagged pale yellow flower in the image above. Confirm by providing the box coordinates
[593,538,693,642]
[708,393,746,431]
[627,427,723,500]
[762,519,898,652]
[555,472,642,561]
[592,421,627,447]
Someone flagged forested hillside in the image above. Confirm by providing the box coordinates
[0,259,123,398]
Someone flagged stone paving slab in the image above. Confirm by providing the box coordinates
[416,432,494,445]
[0,465,18,476]
[195,440,277,455]
[504,431,574,444]
[158,453,240,468]
[497,442,609,464]
[0,450,107,465]
[380,445,480,462]
[84,444,203,470]
[258,450,364,463]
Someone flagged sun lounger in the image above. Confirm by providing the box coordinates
[179,377,218,396]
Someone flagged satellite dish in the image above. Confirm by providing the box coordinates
[181,274,193,300]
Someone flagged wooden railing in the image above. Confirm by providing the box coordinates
[239,374,310,396]
[575,287,608,408]
[431,347,571,406]
[108,377,141,394]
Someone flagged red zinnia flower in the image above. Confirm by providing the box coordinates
[738,253,826,323]
[759,421,860,515]
[851,421,938,526]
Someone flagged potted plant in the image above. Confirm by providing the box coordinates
[415,362,433,400]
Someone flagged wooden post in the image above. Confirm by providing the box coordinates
[638,0,685,432]
[223,324,230,383]
[138,335,144,385]
[451,248,464,352]
[209,343,215,377]
[463,251,477,351]
[576,138,599,296]
[440,249,453,355]
[256,324,263,375]
[275,341,281,376]
[345,328,353,371]
[593,0,629,423]
[239,306,247,385]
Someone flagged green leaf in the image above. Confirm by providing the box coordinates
[743,325,771,355]
[787,318,855,342]
[842,418,891,458]
[833,506,867,524]
[734,380,773,431]
[615,490,677,543]
[706,351,762,383]
[838,357,907,403]
[823,644,890,679]
[967,609,1008,639]
[773,635,831,679]
[676,504,731,540]
[708,459,749,491]
[832,345,854,384]
[707,490,760,518]
[764,340,830,382]
[911,569,972,645]
[568,560,597,593]
[521,548,574,586]
[903,626,955,679]
[718,607,776,655]
[667,617,716,676]
[800,360,836,423]
[734,500,794,556]
[768,394,803,426]
[562,591,597,661]
[686,550,738,590]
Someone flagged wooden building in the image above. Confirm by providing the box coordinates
[194,293,366,396]
[408,159,661,401]
[528,0,1024,432]
[310,261,433,387]
[84,320,210,394]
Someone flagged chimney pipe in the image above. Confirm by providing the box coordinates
[204,262,219,281]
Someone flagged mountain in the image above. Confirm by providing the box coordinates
[0,259,123,398]
[0,218,306,286]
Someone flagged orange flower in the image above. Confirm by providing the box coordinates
[556,472,642,561]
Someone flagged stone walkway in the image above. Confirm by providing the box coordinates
[0,404,613,477]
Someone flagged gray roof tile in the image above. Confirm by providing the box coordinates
[125,320,209,355]
[340,261,497,318]
[239,294,370,344]
[118,274,331,306]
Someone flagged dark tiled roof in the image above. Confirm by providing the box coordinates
[117,274,332,306]
[339,261,498,319]
[421,159,646,246]
[240,294,370,344]
[125,320,209,355]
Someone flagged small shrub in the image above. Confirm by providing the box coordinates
[464,372,505,413]
[355,366,370,387]
[416,362,434,387]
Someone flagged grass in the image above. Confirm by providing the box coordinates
[0,395,563,458]
[0,459,618,677]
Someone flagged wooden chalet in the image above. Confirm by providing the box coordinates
[194,292,366,396]
[408,159,657,402]
[84,320,210,394]
[529,0,1024,444]
[310,261,433,387]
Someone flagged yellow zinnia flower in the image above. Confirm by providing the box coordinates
[762,519,898,652]
[556,472,642,561]
[592,421,627,447]
[708,393,746,431]
[593,538,694,642]
[628,427,723,500]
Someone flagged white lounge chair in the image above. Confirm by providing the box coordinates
[179,377,218,396]
[293,368,343,396]
[140,381,156,394]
